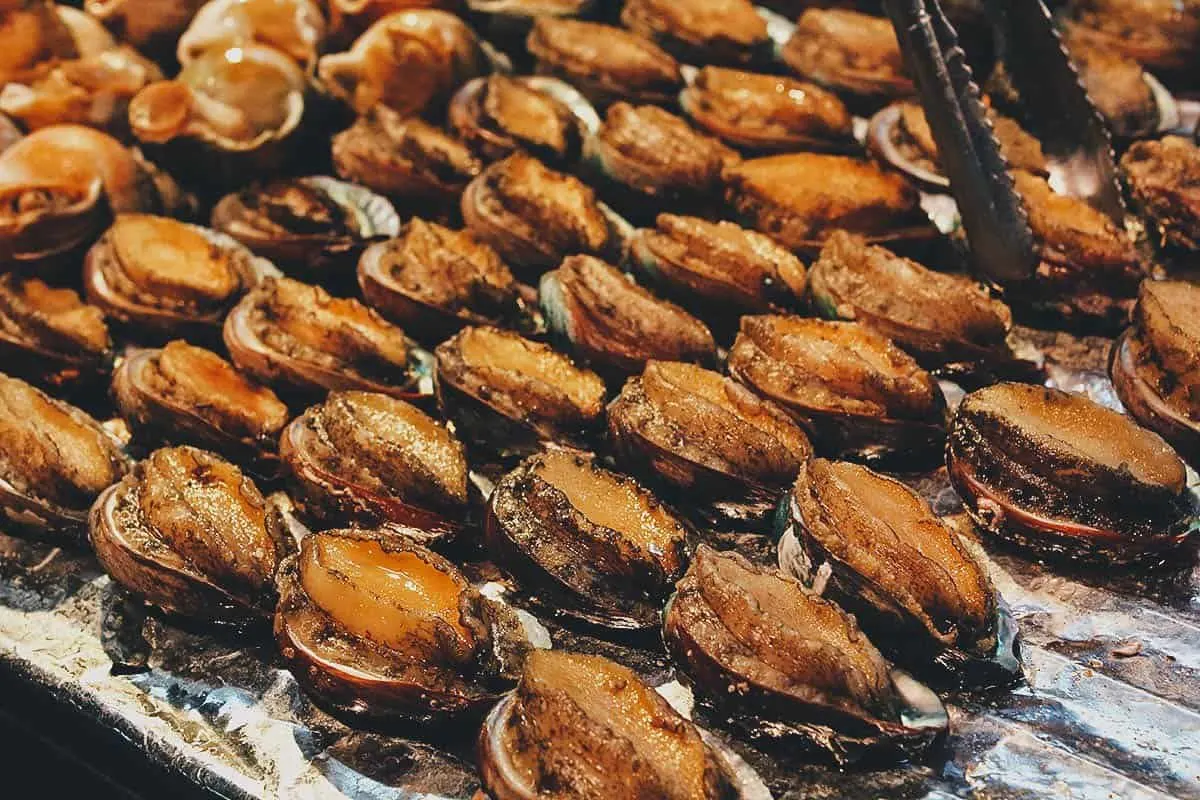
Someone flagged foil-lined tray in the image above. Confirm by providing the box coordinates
[1,327,1198,800]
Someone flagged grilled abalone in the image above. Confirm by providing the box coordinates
[781,8,914,108]
[621,0,769,66]
[0,372,129,540]
[223,277,433,403]
[663,546,948,764]
[89,445,284,623]
[460,153,622,274]
[525,18,683,107]
[1110,279,1200,469]
[276,529,518,722]
[947,382,1196,565]
[434,325,606,458]
[0,274,113,390]
[279,391,469,544]
[867,101,1048,191]
[728,316,947,466]
[627,214,808,329]
[486,449,690,629]
[608,360,811,527]
[1062,31,1161,140]
[679,66,856,154]
[84,214,273,344]
[332,109,483,218]
[1063,0,1200,76]
[211,176,400,286]
[1121,137,1200,254]
[112,341,289,473]
[357,219,526,345]
[582,102,739,217]
[448,75,586,166]
[723,153,935,254]
[807,231,1037,384]
[540,255,717,377]
[1013,170,1145,330]
[478,649,760,800]
[778,458,1021,687]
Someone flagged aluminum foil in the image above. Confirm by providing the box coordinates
[1,327,1198,800]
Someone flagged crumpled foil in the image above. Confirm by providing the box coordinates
[1,327,1198,800]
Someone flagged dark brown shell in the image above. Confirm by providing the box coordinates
[582,102,740,215]
[525,18,683,107]
[448,75,586,166]
[477,649,759,800]
[0,274,113,390]
[357,218,525,346]
[806,230,1039,385]
[274,529,508,723]
[84,214,275,344]
[223,277,434,404]
[1012,169,1146,331]
[434,325,606,458]
[947,382,1196,565]
[627,213,808,326]
[0,372,130,540]
[89,445,284,623]
[607,360,811,527]
[539,255,717,377]
[484,449,690,630]
[663,546,948,766]
[111,342,289,475]
[727,315,947,467]
[210,176,400,285]
[1121,137,1200,253]
[460,153,622,275]
[332,108,483,215]
[777,458,1021,689]
[279,390,469,544]
[1109,280,1200,469]
[679,66,856,153]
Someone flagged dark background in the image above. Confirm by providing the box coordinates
[0,660,224,800]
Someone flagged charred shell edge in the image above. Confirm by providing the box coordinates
[482,474,666,632]
[945,440,1200,566]
[112,348,283,477]
[274,552,503,725]
[661,590,950,766]
[774,495,1023,689]
[223,295,435,402]
[1109,330,1200,468]
[89,480,275,624]
[605,394,785,530]
[433,366,587,461]
[278,413,463,545]
[302,176,402,239]
[84,221,280,332]
[477,689,772,800]
[865,103,950,193]
[0,178,109,264]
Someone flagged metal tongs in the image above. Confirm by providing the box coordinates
[882,0,1127,285]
